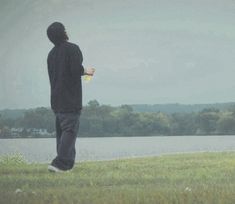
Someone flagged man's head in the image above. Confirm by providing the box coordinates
[47,22,69,45]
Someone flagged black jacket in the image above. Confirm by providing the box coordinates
[47,41,84,113]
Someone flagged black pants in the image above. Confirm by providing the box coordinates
[51,112,81,170]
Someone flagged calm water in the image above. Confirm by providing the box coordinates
[1,136,235,163]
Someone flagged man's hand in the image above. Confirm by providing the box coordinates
[84,68,95,76]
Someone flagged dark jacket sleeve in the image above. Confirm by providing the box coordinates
[47,52,54,87]
[69,45,85,76]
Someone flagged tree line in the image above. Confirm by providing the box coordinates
[1,100,235,138]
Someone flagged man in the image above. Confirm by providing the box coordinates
[46,22,95,172]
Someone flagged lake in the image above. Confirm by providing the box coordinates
[1,136,235,163]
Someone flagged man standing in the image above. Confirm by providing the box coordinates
[46,22,95,172]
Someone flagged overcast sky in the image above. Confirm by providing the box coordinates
[0,0,235,109]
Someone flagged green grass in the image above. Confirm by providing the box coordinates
[1,152,235,204]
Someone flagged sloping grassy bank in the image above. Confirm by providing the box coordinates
[1,152,235,204]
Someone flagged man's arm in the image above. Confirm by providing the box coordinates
[70,45,85,76]
[70,45,95,77]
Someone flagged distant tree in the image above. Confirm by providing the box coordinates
[0,114,2,129]
[196,110,220,135]
[170,113,197,135]
[0,126,11,138]
[88,100,100,108]
[216,114,235,135]
[20,128,29,137]
[20,107,54,132]
[200,108,220,113]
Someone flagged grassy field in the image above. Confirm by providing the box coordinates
[1,152,235,204]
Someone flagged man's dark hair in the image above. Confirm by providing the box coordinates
[47,22,69,45]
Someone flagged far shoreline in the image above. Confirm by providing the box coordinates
[1,134,235,139]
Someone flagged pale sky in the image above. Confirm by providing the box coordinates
[0,0,235,109]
